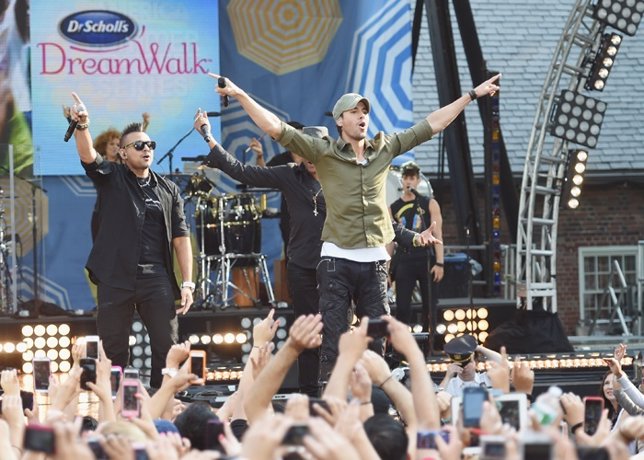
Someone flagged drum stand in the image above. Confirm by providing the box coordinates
[197,195,275,309]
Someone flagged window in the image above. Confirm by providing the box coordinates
[578,246,638,331]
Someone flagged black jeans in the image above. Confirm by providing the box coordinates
[394,252,432,329]
[97,275,178,388]
[316,257,389,380]
[287,262,319,396]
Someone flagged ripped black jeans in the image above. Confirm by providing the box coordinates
[316,257,389,381]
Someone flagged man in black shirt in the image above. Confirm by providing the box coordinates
[194,111,437,394]
[69,93,194,388]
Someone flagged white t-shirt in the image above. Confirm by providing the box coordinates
[445,372,492,398]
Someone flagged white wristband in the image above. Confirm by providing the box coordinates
[181,281,196,291]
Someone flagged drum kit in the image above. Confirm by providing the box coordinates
[183,171,275,309]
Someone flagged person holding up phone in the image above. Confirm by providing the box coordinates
[439,334,502,398]
[68,92,194,389]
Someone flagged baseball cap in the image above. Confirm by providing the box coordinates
[401,161,421,176]
[332,93,370,120]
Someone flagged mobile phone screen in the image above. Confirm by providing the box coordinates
[33,360,51,391]
[80,359,97,390]
[524,442,551,460]
[123,384,139,411]
[584,399,604,435]
[124,368,139,380]
[463,387,487,427]
[24,425,55,454]
[205,419,224,451]
[110,370,122,397]
[191,355,204,377]
[86,338,98,359]
[367,319,388,338]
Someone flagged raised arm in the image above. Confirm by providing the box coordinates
[70,92,98,164]
[209,74,282,139]
[425,74,500,134]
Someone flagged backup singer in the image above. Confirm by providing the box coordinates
[69,92,194,388]
[210,73,499,378]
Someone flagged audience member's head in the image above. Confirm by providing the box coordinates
[98,420,147,443]
[174,401,218,450]
[363,414,408,460]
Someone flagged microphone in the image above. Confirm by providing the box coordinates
[409,187,421,198]
[63,120,78,142]
[218,77,229,108]
[206,111,221,117]
[199,123,212,143]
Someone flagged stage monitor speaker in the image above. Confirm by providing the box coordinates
[439,253,469,298]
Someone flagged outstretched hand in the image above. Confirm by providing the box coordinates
[70,92,89,122]
[208,73,242,99]
[418,221,443,246]
[473,74,501,98]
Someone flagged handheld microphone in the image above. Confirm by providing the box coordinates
[408,187,420,198]
[63,120,78,142]
[218,77,229,108]
[206,111,221,117]
[199,123,212,143]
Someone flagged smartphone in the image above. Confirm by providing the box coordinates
[204,418,225,452]
[462,386,488,428]
[110,366,123,399]
[85,335,99,359]
[282,424,309,445]
[308,398,331,416]
[189,350,207,381]
[0,390,34,414]
[87,438,107,460]
[80,358,97,391]
[480,435,507,460]
[33,357,51,393]
[577,446,609,460]
[583,396,604,435]
[520,432,552,460]
[366,318,388,338]
[124,367,139,380]
[416,429,449,449]
[23,424,55,454]
[122,379,140,418]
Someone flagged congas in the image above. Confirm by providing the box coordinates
[386,166,434,206]
[195,193,261,256]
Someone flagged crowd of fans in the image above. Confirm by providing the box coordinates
[1,310,644,459]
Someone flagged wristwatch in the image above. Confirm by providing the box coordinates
[161,367,178,378]
[181,281,196,292]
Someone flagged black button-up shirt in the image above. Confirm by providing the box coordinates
[82,156,189,297]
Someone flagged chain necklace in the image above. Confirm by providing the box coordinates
[312,185,323,216]
[137,175,151,187]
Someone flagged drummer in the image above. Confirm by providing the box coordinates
[194,110,438,395]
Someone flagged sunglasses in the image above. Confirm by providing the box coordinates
[123,140,156,151]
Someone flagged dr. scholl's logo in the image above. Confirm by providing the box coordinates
[59,10,137,47]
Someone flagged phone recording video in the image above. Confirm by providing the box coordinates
[110,366,122,399]
[23,424,55,454]
[85,335,99,359]
[33,358,51,392]
[122,380,140,417]
[417,429,449,449]
[80,358,97,391]
[282,424,309,446]
[366,318,388,338]
[204,419,225,452]
[189,350,206,381]
[462,386,488,428]
[583,396,604,435]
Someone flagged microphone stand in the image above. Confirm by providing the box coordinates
[156,127,195,176]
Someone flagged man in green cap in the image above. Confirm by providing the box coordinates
[208,72,500,379]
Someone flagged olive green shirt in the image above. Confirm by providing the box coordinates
[277,120,433,248]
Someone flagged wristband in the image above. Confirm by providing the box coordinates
[434,262,444,267]
[76,121,90,130]
[379,374,394,388]
[181,281,196,291]
[570,422,583,434]
[468,89,477,101]
[360,400,372,406]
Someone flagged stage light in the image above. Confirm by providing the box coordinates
[59,336,70,348]
[22,362,32,374]
[436,323,447,334]
[213,334,224,344]
[454,309,466,321]
[188,335,199,345]
[412,324,423,333]
[562,149,589,209]
[22,350,33,362]
[550,90,607,148]
[236,333,247,344]
[46,337,58,349]
[129,336,136,346]
[59,324,70,336]
[34,349,46,359]
[34,325,46,336]
[594,0,644,36]
[443,310,455,321]
[59,349,71,360]
[16,342,27,353]
[447,323,458,334]
[34,337,46,349]
[200,335,212,345]
[46,324,57,336]
[585,33,623,91]
[59,361,71,373]
[4,342,15,353]
[47,349,58,360]
[22,325,33,337]
[224,333,235,344]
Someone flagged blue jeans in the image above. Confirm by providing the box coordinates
[316,257,389,380]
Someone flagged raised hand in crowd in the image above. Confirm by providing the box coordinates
[510,354,535,395]
[487,346,511,394]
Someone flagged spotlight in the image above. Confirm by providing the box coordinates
[213,334,224,344]
[550,90,607,148]
[200,335,212,345]
[562,149,589,209]
[585,33,623,91]
[59,324,70,336]
[236,333,247,344]
[594,0,644,36]
[22,325,33,337]
[436,323,447,334]
[188,335,200,345]
[46,324,58,336]
[224,333,235,344]
[34,325,46,336]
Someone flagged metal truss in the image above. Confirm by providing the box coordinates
[516,0,604,311]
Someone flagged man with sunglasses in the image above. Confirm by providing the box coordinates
[68,92,194,389]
